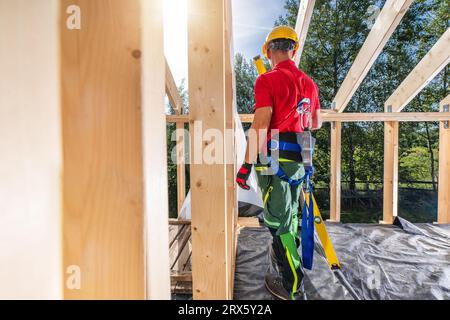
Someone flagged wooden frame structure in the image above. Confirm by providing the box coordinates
[164,0,450,300]
[1,0,448,302]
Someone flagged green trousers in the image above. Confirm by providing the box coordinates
[256,161,305,299]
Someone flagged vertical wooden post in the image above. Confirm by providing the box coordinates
[382,119,399,224]
[61,0,170,299]
[176,122,187,217]
[141,0,171,299]
[330,122,342,222]
[438,95,450,224]
[0,0,62,299]
[188,0,234,300]
[224,0,237,293]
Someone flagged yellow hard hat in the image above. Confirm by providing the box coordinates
[262,25,299,58]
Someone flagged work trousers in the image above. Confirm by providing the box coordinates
[255,161,305,297]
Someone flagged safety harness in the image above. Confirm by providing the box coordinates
[266,129,316,270]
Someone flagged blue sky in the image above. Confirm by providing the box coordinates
[163,0,287,86]
[233,0,287,61]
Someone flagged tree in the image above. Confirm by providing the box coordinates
[166,80,189,218]
[235,53,258,114]
[272,0,448,220]
[277,0,378,192]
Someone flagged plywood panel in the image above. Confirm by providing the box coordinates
[61,0,145,300]
[0,0,62,300]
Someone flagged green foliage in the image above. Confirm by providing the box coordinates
[400,146,438,183]
[235,53,258,114]
[167,80,190,218]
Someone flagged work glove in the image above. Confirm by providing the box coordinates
[236,163,253,190]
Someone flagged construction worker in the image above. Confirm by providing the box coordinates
[236,25,322,300]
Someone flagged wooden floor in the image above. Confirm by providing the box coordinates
[169,219,192,295]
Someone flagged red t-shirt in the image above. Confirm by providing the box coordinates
[254,60,320,133]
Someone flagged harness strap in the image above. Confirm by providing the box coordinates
[268,140,302,153]
[268,157,305,187]
[302,190,315,270]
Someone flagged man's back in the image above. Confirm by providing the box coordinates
[254,59,320,133]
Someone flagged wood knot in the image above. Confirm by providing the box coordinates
[132,50,141,59]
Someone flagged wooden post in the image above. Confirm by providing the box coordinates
[382,119,399,224]
[224,0,237,293]
[438,95,450,224]
[176,122,187,216]
[141,0,171,299]
[330,122,342,222]
[61,0,170,299]
[188,0,234,300]
[0,0,62,299]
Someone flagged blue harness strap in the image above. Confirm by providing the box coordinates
[302,187,315,270]
[268,140,301,153]
[268,157,305,187]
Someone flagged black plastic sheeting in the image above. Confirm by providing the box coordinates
[234,217,450,300]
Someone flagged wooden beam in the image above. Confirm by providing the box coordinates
[387,28,450,112]
[237,217,262,228]
[438,94,450,224]
[0,0,62,299]
[224,0,238,297]
[61,0,170,299]
[165,57,184,114]
[169,219,192,225]
[171,272,193,282]
[188,0,233,300]
[322,112,450,122]
[141,0,171,299]
[294,0,316,65]
[333,0,412,113]
[230,112,450,124]
[167,114,190,123]
[382,121,399,224]
[175,123,186,216]
[329,122,342,222]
